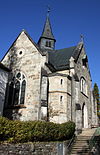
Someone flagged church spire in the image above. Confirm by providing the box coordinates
[38,8,56,50]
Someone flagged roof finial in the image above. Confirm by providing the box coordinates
[80,34,84,43]
[47,5,50,16]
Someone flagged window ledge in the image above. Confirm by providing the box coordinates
[81,92,88,98]
[5,104,26,109]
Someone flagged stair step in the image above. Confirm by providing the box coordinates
[71,153,89,154]
[70,128,97,155]
[73,143,89,146]
[71,151,90,153]
[71,148,90,152]
[73,146,89,149]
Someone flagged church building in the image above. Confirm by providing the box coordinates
[0,13,98,132]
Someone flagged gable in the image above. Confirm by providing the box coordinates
[1,30,44,68]
[75,45,92,80]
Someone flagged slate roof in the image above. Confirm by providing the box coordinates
[48,46,77,70]
[48,42,83,71]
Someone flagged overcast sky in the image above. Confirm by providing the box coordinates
[0,0,100,90]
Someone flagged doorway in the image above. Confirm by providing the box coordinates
[82,103,88,128]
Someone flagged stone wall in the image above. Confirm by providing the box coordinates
[0,141,69,155]
[0,68,8,116]
[48,74,68,123]
[2,31,49,121]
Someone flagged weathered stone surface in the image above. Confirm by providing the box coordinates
[1,29,98,132]
[0,141,69,155]
[2,31,49,121]
[0,68,9,115]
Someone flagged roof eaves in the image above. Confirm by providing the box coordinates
[0,62,11,72]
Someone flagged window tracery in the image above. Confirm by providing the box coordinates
[8,72,26,106]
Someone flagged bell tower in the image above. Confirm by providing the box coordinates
[38,8,56,50]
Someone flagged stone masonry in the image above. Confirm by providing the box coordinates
[0,14,98,132]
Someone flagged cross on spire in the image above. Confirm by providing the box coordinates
[80,34,84,42]
[47,5,50,16]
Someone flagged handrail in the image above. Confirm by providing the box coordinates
[66,133,76,154]
[89,128,99,151]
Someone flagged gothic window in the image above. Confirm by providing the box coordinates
[8,72,26,106]
[20,80,26,104]
[80,77,87,95]
[14,72,26,105]
[14,80,20,105]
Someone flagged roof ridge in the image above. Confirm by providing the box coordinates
[55,45,77,51]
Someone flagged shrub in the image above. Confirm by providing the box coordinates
[0,117,14,141]
[0,117,75,143]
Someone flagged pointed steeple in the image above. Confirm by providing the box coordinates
[41,16,55,40]
[38,9,56,51]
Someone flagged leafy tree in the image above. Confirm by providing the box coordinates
[93,83,100,117]
[93,83,99,104]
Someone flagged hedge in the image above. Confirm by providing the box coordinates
[0,117,75,143]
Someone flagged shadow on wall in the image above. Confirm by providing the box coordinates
[3,107,22,120]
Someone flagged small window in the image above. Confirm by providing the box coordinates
[60,96,63,102]
[49,41,51,47]
[82,55,88,67]
[17,48,25,57]
[19,51,22,55]
[61,79,63,85]
[46,41,51,47]
[46,41,48,47]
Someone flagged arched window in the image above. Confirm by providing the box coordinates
[8,72,26,106]
[14,80,20,105]
[80,77,87,95]
[20,80,26,104]
[14,72,26,105]
[46,41,51,47]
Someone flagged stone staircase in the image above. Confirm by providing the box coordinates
[70,128,96,155]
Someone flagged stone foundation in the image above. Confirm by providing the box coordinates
[0,141,69,155]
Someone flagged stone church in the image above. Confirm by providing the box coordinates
[0,14,98,132]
